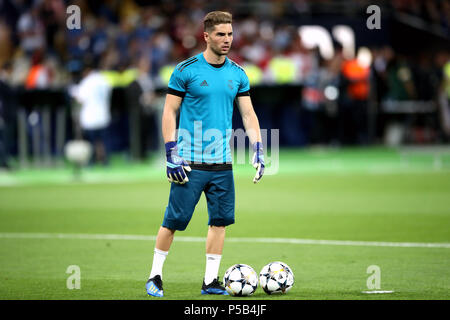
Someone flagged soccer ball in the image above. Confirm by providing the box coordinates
[259,261,294,294]
[223,264,258,296]
[64,140,92,165]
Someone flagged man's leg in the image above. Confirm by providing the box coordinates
[145,227,175,297]
[206,225,225,254]
[201,225,228,294]
[149,226,175,280]
[202,170,235,294]
[204,226,225,285]
[147,170,205,297]
[156,226,176,252]
[146,226,175,297]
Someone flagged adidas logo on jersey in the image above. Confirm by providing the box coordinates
[200,80,209,86]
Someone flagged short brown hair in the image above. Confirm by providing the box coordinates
[203,11,232,32]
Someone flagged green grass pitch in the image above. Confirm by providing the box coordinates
[0,147,449,300]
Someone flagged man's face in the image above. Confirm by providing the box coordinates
[204,23,233,56]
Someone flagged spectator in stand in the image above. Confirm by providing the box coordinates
[338,46,371,145]
[71,59,112,165]
[25,49,51,89]
[385,51,417,101]
[126,55,157,160]
[0,62,16,169]
[300,47,341,145]
[16,3,46,56]
[439,58,450,140]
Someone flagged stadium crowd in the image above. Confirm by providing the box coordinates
[0,0,449,167]
[0,0,448,86]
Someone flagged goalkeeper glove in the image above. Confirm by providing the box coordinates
[165,141,191,184]
[252,142,265,183]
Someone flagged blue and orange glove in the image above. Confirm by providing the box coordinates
[252,142,265,183]
[165,141,191,184]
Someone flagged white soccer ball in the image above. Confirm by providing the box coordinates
[259,261,294,294]
[64,140,92,165]
[223,264,258,296]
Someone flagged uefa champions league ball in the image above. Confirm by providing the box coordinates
[223,264,258,296]
[259,261,294,294]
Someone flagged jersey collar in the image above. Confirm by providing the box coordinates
[200,52,229,71]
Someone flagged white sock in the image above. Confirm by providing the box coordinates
[204,254,222,285]
[149,248,168,280]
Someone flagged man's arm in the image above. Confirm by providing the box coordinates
[236,95,262,145]
[237,96,265,183]
[161,93,191,184]
[162,93,182,143]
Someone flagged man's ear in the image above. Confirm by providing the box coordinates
[204,31,211,44]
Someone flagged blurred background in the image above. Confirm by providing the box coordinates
[1,0,450,301]
[0,0,449,172]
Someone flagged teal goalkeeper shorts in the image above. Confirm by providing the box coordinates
[162,169,235,231]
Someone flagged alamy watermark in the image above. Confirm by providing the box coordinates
[366,265,381,290]
[362,265,394,294]
[366,5,381,30]
[66,265,81,289]
[66,5,81,30]
[175,123,279,175]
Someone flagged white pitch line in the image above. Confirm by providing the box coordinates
[0,232,449,249]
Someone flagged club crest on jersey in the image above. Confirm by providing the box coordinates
[228,80,233,90]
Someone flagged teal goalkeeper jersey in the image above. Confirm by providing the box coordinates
[167,52,250,164]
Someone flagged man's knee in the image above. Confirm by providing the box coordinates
[208,217,234,228]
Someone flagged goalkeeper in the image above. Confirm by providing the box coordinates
[145,11,265,297]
